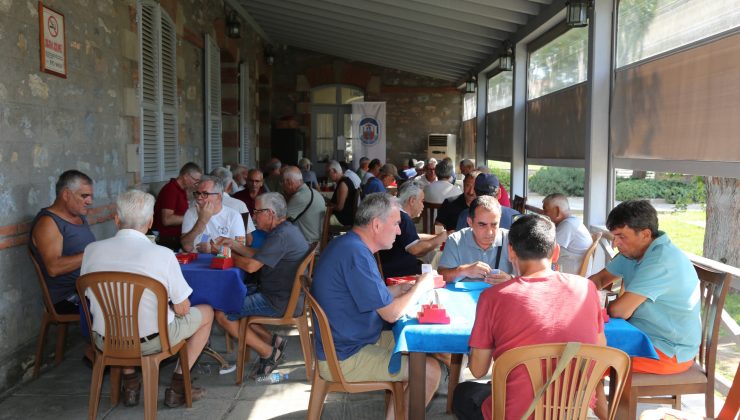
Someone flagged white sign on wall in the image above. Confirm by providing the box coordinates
[39,2,67,78]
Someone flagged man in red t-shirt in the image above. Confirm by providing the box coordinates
[153,162,202,250]
[453,214,605,420]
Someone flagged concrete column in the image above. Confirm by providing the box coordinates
[510,43,528,196]
[475,71,487,166]
[584,0,615,228]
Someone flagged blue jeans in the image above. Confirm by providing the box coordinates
[227,292,279,321]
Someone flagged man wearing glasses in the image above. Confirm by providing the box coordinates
[180,175,245,253]
[232,169,265,214]
[154,162,203,250]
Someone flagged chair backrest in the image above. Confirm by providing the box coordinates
[512,195,527,214]
[693,264,731,379]
[282,242,319,318]
[27,247,63,318]
[374,252,384,280]
[492,343,631,420]
[76,272,173,359]
[319,204,335,251]
[421,201,443,234]
[302,282,349,386]
[577,232,602,277]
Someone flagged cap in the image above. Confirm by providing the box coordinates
[414,161,425,169]
[474,173,500,195]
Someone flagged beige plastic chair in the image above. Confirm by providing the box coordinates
[421,201,443,234]
[77,272,192,420]
[319,204,352,251]
[492,343,631,420]
[28,248,80,378]
[577,232,603,277]
[302,281,405,420]
[235,243,318,384]
[618,264,732,418]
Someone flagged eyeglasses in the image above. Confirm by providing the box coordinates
[253,208,273,215]
[187,173,202,183]
[192,191,219,198]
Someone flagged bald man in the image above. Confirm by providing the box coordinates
[541,193,593,275]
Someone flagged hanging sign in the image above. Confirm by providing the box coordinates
[39,2,67,78]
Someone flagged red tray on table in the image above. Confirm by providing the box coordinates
[175,253,198,264]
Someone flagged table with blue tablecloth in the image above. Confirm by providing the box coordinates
[180,254,248,313]
[393,281,658,419]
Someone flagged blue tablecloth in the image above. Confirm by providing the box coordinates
[180,254,248,313]
[389,282,658,373]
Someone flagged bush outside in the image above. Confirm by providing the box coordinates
[528,167,585,196]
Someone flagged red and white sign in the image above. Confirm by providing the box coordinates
[39,2,67,78]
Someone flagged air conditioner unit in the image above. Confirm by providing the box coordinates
[427,133,456,164]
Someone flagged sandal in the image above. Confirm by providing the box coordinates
[249,345,284,379]
[272,334,288,356]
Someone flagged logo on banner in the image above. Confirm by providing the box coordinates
[359,117,380,146]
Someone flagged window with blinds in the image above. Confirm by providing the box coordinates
[204,34,222,173]
[138,1,178,182]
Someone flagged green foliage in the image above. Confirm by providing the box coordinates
[615,177,705,209]
[528,167,585,196]
[488,167,511,190]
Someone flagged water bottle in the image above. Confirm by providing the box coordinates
[254,371,288,385]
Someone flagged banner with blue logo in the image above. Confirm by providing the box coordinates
[351,102,386,170]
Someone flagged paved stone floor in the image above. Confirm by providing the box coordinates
[0,326,724,419]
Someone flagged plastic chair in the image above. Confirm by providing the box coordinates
[77,272,192,420]
[28,248,80,378]
[421,201,443,234]
[302,281,405,420]
[319,204,352,251]
[492,343,631,420]
[577,232,603,277]
[618,264,732,418]
[235,243,319,384]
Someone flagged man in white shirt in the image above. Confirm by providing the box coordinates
[212,167,256,238]
[423,159,462,204]
[81,190,213,408]
[414,158,437,189]
[231,164,249,193]
[542,193,594,275]
[181,175,246,252]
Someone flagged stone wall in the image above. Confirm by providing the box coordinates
[0,0,264,394]
[271,47,463,169]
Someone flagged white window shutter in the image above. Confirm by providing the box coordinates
[239,61,252,167]
[204,34,222,172]
[160,13,178,177]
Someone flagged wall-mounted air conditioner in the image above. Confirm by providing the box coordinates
[427,133,457,164]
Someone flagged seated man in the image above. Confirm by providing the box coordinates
[361,158,382,186]
[356,156,370,183]
[81,190,214,408]
[282,166,324,243]
[231,164,249,193]
[435,171,479,232]
[181,175,246,252]
[455,173,520,230]
[413,158,437,189]
[423,159,462,204]
[327,160,359,226]
[311,193,441,414]
[214,193,309,378]
[30,170,97,315]
[452,214,606,420]
[379,183,447,278]
[438,196,514,283]
[153,162,202,250]
[590,200,701,374]
[542,193,594,275]
[363,162,396,196]
[211,167,255,243]
[263,158,282,193]
[232,168,266,214]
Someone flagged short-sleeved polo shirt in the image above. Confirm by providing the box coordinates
[606,232,701,362]
[439,227,513,280]
[379,210,421,278]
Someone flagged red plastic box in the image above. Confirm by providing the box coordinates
[417,304,450,324]
[210,256,234,269]
[175,253,198,264]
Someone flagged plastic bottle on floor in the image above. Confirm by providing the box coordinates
[254,371,288,385]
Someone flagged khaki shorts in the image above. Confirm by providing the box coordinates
[318,330,408,382]
[93,307,202,356]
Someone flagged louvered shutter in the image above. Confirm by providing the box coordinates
[239,61,252,167]
[160,13,178,177]
[204,34,222,172]
[139,1,160,181]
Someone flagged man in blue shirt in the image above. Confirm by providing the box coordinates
[455,173,520,230]
[311,193,441,411]
[590,200,701,374]
[362,163,397,196]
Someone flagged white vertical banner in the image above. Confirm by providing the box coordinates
[351,102,386,169]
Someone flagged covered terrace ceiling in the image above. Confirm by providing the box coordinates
[230,0,556,82]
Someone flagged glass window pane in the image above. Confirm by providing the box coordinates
[616,0,740,68]
[487,72,513,113]
[341,87,364,104]
[527,27,589,100]
[311,86,337,104]
[315,113,335,162]
[343,113,353,163]
[463,93,477,121]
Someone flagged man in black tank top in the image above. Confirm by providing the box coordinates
[30,170,96,315]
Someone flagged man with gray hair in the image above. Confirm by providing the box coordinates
[214,192,309,379]
[439,195,514,283]
[311,193,442,412]
[154,162,202,250]
[181,175,245,252]
[263,158,282,193]
[423,159,462,204]
[231,164,249,193]
[81,190,214,408]
[414,158,438,188]
[211,167,256,238]
[379,183,448,277]
[282,166,324,243]
[542,193,593,275]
